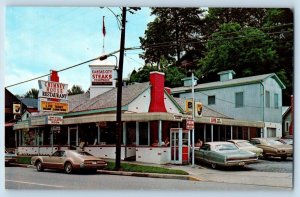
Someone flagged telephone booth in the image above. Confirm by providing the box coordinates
[170,128,190,164]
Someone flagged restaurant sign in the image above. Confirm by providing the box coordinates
[40,101,69,112]
[38,80,68,100]
[47,115,63,125]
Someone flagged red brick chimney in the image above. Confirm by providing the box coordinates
[149,71,167,112]
[50,70,59,102]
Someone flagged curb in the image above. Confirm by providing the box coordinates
[98,170,201,181]
[10,163,201,181]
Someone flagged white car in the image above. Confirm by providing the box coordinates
[228,140,263,157]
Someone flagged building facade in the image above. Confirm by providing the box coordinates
[172,70,286,138]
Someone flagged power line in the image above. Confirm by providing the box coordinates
[5,50,120,88]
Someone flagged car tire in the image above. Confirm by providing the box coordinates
[36,161,44,172]
[263,154,269,159]
[281,156,287,160]
[64,162,73,174]
[211,163,217,169]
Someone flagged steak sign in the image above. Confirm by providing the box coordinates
[91,68,113,86]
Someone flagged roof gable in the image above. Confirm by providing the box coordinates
[172,73,286,93]
[71,82,150,113]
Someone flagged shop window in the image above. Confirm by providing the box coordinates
[235,92,244,108]
[208,95,215,105]
[274,93,279,109]
[139,122,149,145]
[266,91,270,108]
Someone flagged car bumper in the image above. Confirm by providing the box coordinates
[74,163,108,169]
[5,158,17,164]
[224,158,258,166]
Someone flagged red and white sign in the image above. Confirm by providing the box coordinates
[38,80,68,100]
[91,68,113,86]
[210,117,222,124]
[47,115,63,125]
[183,118,194,130]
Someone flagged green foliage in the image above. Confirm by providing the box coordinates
[104,161,188,175]
[140,8,206,64]
[24,88,39,99]
[197,22,278,80]
[17,156,32,164]
[67,85,84,95]
[137,7,293,104]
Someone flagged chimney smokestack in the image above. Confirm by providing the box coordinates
[149,71,167,112]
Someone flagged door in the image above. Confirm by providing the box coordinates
[69,126,78,147]
[170,128,190,164]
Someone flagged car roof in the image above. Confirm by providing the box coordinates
[205,141,233,145]
[228,139,248,143]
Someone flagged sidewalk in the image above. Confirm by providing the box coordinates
[121,160,293,188]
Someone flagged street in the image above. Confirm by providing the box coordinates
[5,158,293,190]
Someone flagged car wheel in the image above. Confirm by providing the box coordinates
[211,163,217,169]
[281,156,287,160]
[64,162,73,174]
[36,161,44,172]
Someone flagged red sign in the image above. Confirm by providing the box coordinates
[210,117,222,124]
[183,118,194,130]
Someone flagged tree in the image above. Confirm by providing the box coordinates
[24,88,39,99]
[197,22,278,81]
[201,8,293,105]
[67,85,84,95]
[139,8,206,66]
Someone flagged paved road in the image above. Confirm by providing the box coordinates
[5,167,290,190]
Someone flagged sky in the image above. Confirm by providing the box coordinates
[4,6,154,96]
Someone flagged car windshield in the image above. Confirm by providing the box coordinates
[215,144,238,151]
[75,151,93,156]
[266,139,283,145]
[236,141,253,147]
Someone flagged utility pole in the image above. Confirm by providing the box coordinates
[115,7,127,170]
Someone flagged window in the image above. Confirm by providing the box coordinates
[285,121,290,132]
[208,95,215,105]
[235,92,244,108]
[274,93,279,109]
[266,91,270,108]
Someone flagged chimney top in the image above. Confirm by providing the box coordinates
[217,70,236,82]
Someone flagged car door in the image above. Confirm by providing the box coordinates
[44,151,65,169]
[196,144,210,163]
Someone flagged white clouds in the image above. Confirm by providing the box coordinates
[5,7,152,96]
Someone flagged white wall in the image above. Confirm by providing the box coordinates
[164,93,181,114]
[128,88,151,112]
[136,147,171,164]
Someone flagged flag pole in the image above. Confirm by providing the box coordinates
[102,16,106,53]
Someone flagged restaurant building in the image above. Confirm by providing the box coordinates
[12,60,266,165]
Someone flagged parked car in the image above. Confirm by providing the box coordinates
[276,138,293,145]
[194,141,258,169]
[249,138,293,160]
[31,150,107,174]
[228,140,263,157]
[5,149,17,165]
